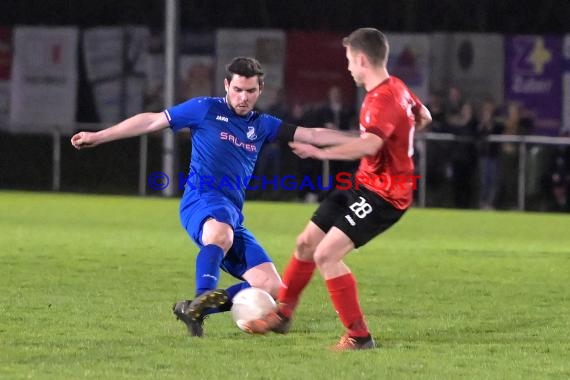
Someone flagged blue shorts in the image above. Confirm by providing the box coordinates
[179,192,272,280]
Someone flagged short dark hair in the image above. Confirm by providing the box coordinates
[342,28,389,66]
[225,57,264,87]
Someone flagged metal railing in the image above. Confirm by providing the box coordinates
[4,125,570,211]
[415,132,570,210]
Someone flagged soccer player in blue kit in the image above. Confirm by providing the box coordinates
[71,57,354,337]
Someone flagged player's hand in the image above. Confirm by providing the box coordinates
[289,142,322,159]
[71,131,99,150]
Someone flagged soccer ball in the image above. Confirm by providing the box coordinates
[231,287,277,331]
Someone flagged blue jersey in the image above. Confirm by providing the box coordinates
[165,97,282,209]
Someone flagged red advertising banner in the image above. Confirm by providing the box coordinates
[285,31,355,109]
[0,27,11,80]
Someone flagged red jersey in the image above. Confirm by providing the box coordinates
[356,76,422,210]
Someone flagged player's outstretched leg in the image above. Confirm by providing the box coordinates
[172,299,206,337]
[243,255,316,334]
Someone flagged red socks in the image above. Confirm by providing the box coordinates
[326,273,369,338]
[278,256,316,318]
[278,257,370,338]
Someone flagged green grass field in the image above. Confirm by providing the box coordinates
[1,191,569,379]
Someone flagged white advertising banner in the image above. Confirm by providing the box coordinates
[386,33,430,101]
[216,29,285,110]
[431,33,504,104]
[10,27,78,131]
[83,26,148,123]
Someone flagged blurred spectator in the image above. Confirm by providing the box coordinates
[448,101,478,208]
[251,88,288,200]
[319,85,358,182]
[426,92,446,132]
[541,130,570,212]
[497,101,534,209]
[293,103,321,202]
[445,86,477,208]
[476,99,504,209]
[424,92,450,190]
[544,156,570,212]
[320,86,356,132]
[445,85,465,129]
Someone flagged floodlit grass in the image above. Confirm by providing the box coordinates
[1,191,569,379]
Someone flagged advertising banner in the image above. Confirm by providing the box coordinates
[431,33,504,104]
[10,27,78,131]
[83,27,148,123]
[386,33,430,101]
[505,35,562,135]
[285,31,355,111]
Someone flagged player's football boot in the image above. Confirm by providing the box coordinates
[172,300,205,337]
[330,333,377,351]
[186,289,229,320]
[242,310,292,334]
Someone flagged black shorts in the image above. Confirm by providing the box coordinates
[311,187,406,248]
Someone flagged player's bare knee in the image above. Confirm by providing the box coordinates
[295,233,317,260]
[248,277,281,299]
[313,250,334,269]
[201,234,233,252]
[263,280,281,299]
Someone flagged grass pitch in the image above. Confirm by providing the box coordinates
[1,191,569,379]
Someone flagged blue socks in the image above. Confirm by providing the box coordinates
[195,244,224,296]
[225,282,251,299]
[194,244,253,316]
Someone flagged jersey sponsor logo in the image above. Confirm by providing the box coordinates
[220,132,257,152]
[247,126,257,140]
[216,115,229,122]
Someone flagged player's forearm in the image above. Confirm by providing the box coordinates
[317,137,380,161]
[305,128,359,147]
[96,113,167,144]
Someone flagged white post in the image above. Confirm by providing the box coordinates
[517,141,527,211]
[52,130,61,191]
[138,135,148,195]
[162,0,179,197]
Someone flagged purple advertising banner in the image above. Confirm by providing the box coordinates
[562,34,570,136]
[505,35,562,135]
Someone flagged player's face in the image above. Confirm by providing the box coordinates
[345,47,364,87]
[225,75,262,115]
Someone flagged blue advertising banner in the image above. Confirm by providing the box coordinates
[562,35,570,133]
[505,35,562,135]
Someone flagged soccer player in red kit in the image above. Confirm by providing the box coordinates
[244,28,432,350]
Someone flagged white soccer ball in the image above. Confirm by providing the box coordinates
[231,287,277,331]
